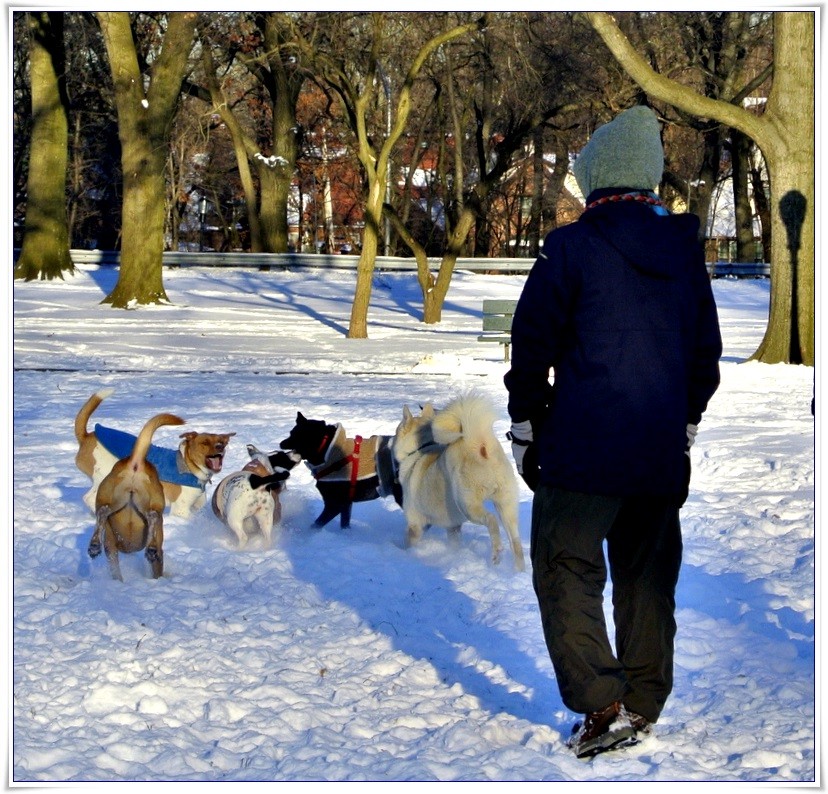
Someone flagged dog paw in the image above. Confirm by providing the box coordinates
[88,541,102,558]
[145,546,162,563]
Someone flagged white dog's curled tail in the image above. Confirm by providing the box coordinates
[431,393,498,455]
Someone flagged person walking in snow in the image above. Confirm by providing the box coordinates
[504,105,722,758]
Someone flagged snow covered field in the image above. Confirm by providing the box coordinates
[10,264,816,784]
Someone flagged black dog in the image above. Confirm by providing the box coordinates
[279,412,402,529]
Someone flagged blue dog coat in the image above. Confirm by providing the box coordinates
[95,424,203,489]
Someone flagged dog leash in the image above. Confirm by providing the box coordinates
[314,433,331,458]
[348,436,361,502]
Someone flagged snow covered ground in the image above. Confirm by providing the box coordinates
[10,264,816,785]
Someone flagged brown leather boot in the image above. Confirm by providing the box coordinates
[623,707,652,736]
[567,701,635,758]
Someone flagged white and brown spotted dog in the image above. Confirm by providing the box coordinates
[211,445,301,548]
[75,389,234,519]
[88,411,185,580]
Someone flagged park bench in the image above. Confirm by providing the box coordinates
[707,261,769,278]
[478,299,519,361]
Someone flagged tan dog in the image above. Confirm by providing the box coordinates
[88,412,185,580]
[393,394,525,571]
[74,389,235,518]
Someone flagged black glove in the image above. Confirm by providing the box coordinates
[520,441,540,492]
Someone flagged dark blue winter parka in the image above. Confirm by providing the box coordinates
[504,191,722,499]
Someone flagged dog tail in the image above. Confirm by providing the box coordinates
[74,388,115,443]
[431,393,498,457]
[129,413,186,468]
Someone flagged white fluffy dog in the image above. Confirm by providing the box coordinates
[393,393,524,571]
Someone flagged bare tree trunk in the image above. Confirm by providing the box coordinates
[165,151,180,252]
[15,12,73,281]
[98,11,197,307]
[750,156,772,264]
[348,182,383,338]
[527,126,545,257]
[385,201,432,297]
[730,127,755,262]
[257,168,285,254]
[196,13,308,254]
[543,136,570,233]
[473,194,492,257]
[255,12,304,254]
[67,113,82,249]
[423,204,477,324]
[200,44,263,252]
[444,46,466,240]
[691,127,721,239]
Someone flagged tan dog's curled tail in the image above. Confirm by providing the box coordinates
[74,388,115,443]
[130,413,186,469]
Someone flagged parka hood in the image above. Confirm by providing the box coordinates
[581,191,701,279]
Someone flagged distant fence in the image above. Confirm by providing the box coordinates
[16,250,769,278]
[63,250,535,274]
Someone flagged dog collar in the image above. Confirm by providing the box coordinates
[400,440,443,460]
[177,450,208,491]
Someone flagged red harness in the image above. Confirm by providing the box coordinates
[313,434,363,501]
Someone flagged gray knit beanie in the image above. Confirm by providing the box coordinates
[573,106,664,198]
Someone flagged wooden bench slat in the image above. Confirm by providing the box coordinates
[482,315,514,331]
[481,299,519,313]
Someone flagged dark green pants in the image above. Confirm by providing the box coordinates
[530,486,682,723]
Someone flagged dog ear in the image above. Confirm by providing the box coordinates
[179,431,197,440]
[422,403,435,419]
[248,471,290,490]
[403,405,413,421]
[268,450,299,469]
[297,412,306,422]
